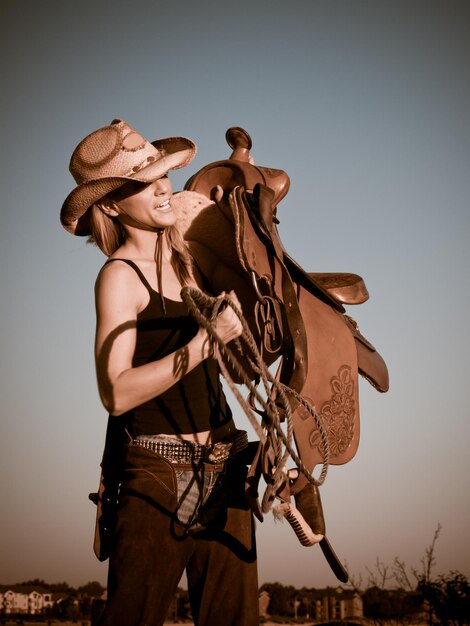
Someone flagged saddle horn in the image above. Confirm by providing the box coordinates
[226,127,253,162]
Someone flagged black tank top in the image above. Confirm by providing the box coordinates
[105,259,232,436]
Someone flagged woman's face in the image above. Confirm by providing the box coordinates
[109,175,176,230]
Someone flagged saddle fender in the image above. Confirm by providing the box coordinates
[292,287,360,471]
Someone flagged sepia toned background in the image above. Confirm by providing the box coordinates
[1,0,469,590]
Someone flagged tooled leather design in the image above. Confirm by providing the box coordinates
[309,365,356,457]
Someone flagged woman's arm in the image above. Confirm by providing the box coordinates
[94,262,242,416]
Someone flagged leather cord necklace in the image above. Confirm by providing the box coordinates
[154,228,166,314]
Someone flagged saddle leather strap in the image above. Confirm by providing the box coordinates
[230,185,308,395]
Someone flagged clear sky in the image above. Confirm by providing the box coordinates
[1,0,469,591]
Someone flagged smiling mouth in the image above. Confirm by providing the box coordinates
[155,199,172,211]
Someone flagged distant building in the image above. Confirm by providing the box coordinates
[258,585,363,620]
[0,584,53,615]
[310,586,363,621]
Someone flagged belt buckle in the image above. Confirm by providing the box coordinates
[206,442,232,463]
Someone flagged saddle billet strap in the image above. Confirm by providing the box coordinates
[273,478,348,583]
[320,538,349,583]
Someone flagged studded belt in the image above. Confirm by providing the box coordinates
[132,430,248,465]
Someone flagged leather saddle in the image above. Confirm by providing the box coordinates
[173,127,389,581]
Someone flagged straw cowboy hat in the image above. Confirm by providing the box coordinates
[60,118,196,235]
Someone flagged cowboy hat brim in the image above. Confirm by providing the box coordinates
[60,137,196,236]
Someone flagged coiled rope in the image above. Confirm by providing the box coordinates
[181,286,330,512]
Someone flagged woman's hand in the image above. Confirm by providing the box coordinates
[214,290,243,344]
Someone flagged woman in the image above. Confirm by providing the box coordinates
[60,119,259,626]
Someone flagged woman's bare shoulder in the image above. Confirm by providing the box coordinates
[95,259,145,313]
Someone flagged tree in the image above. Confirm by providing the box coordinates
[18,578,49,588]
[362,586,394,622]
[347,524,470,625]
[393,523,443,593]
[259,582,297,617]
[418,571,470,626]
[77,581,106,597]
[362,586,422,625]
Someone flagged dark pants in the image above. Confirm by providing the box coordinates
[98,444,259,626]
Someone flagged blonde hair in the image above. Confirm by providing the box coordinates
[87,203,193,286]
[87,203,125,256]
